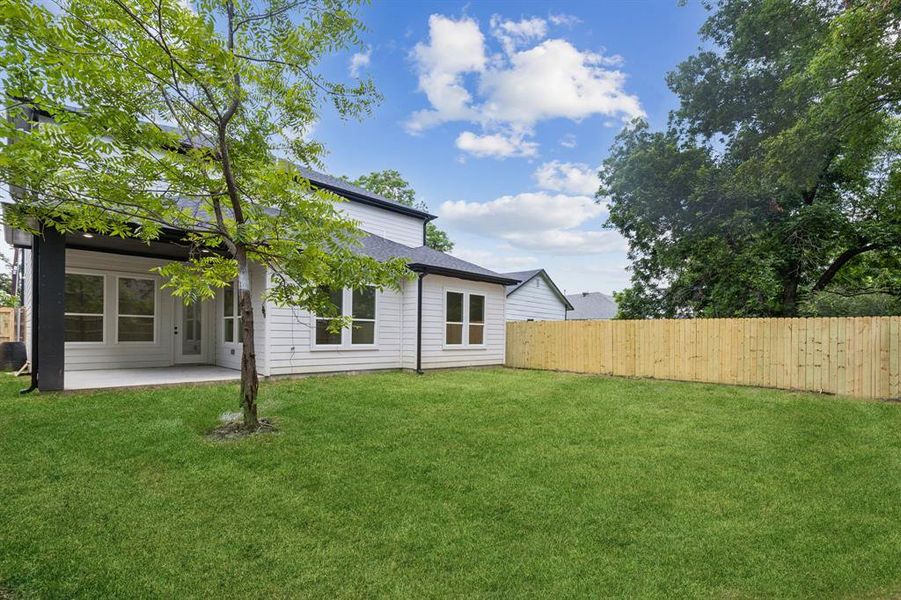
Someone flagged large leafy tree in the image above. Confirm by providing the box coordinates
[349,169,454,251]
[601,0,900,318]
[0,0,410,429]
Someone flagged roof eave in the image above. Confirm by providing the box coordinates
[311,181,436,222]
[408,263,520,286]
[506,269,574,310]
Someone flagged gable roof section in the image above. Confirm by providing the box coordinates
[296,167,435,222]
[565,292,618,320]
[360,234,519,286]
[11,104,436,224]
[502,269,574,310]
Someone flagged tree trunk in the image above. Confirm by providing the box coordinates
[812,243,879,293]
[235,247,260,430]
[779,264,802,317]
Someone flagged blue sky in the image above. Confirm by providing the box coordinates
[313,1,709,295]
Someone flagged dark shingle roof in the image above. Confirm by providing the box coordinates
[502,269,574,310]
[296,167,435,221]
[359,235,519,286]
[565,292,618,320]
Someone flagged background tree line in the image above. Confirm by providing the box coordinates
[601,0,900,318]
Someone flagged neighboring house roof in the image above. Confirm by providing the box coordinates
[565,292,618,320]
[360,234,519,286]
[502,269,574,310]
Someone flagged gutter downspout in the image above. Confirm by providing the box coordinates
[416,272,425,374]
[21,233,39,394]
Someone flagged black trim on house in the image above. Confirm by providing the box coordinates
[407,264,520,286]
[34,228,65,391]
[307,179,437,223]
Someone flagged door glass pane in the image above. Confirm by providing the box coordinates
[118,278,155,315]
[469,294,485,323]
[352,287,375,319]
[224,284,234,317]
[65,315,103,342]
[118,316,154,342]
[65,274,103,314]
[446,292,463,323]
[182,301,201,355]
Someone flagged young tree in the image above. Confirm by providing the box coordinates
[349,169,454,251]
[0,0,410,429]
[602,0,900,318]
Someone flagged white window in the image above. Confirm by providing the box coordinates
[65,273,105,342]
[117,277,156,342]
[351,287,376,345]
[445,291,486,347]
[314,288,344,346]
[313,287,377,348]
[222,282,242,344]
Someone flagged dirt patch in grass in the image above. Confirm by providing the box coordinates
[206,418,277,441]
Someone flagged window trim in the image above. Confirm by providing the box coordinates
[310,287,380,351]
[114,275,158,345]
[443,288,487,350]
[221,281,242,347]
[64,270,107,346]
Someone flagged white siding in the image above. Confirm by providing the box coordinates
[62,250,215,371]
[418,275,506,369]
[505,274,568,321]
[265,282,405,376]
[340,201,424,247]
[214,261,268,374]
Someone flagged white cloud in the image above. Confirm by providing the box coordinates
[406,15,644,157]
[451,248,539,273]
[559,133,577,148]
[534,161,600,195]
[349,47,372,78]
[455,130,538,158]
[479,40,643,125]
[503,230,626,254]
[440,192,603,234]
[438,191,621,255]
[548,13,581,27]
[406,15,486,133]
[490,15,547,54]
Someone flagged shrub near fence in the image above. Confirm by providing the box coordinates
[506,317,901,400]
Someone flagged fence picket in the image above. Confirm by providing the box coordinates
[506,317,901,400]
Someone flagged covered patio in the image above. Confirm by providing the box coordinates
[65,365,240,391]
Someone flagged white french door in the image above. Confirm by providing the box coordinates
[174,299,205,364]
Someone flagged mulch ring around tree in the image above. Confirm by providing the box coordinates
[206,418,277,441]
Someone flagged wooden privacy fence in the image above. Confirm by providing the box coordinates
[0,307,15,343]
[506,317,901,400]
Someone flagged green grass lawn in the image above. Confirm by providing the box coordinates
[1,369,900,599]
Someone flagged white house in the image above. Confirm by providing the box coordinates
[5,167,519,391]
[502,269,572,321]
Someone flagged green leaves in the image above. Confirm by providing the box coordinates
[349,169,455,251]
[603,0,900,318]
[0,0,414,321]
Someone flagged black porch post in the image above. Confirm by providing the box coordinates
[35,227,65,391]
